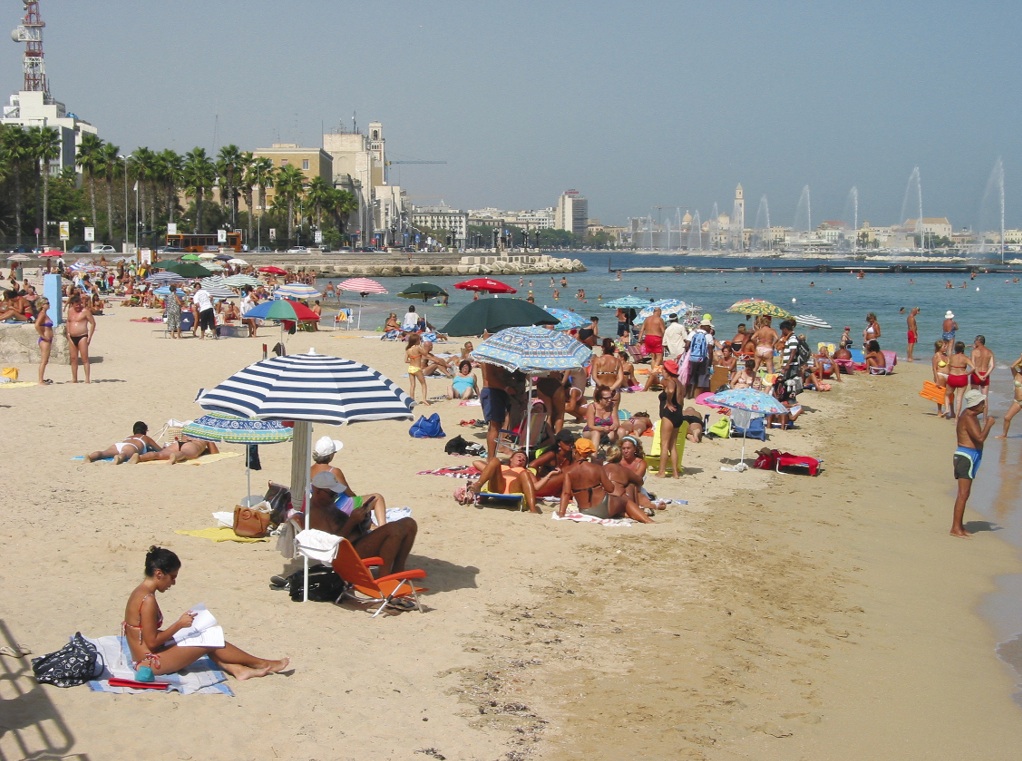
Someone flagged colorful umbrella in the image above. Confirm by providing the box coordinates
[543,306,588,331]
[454,277,516,294]
[636,298,694,321]
[442,298,558,337]
[39,250,63,258]
[274,283,322,300]
[704,387,787,471]
[727,299,792,319]
[258,265,287,275]
[337,278,388,329]
[471,326,592,373]
[603,296,652,310]
[182,253,203,262]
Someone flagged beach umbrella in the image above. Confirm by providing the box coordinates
[181,411,293,499]
[197,349,414,600]
[258,265,287,276]
[162,261,213,278]
[7,253,30,262]
[244,298,320,343]
[153,286,186,297]
[182,253,203,261]
[228,258,248,266]
[602,296,651,310]
[206,286,239,300]
[636,298,693,321]
[794,314,832,330]
[727,298,792,320]
[454,277,516,294]
[197,252,218,260]
[472,325,592,374]
[704,388,787,471]
[39,250,63,258]
[337,277,388,330]
[146,271,187,285]
[441,298,558,337]
[214,253,234,261]
[397,282,448,302]
[224,274,260,288]
[200,275,228,288]
[543,306,588,331]
[274,283,322,300]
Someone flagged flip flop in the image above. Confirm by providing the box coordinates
[0,644,31,658]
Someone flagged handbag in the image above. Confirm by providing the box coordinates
[233,505,271,537]
[409,412,445,439]
[32,632,104,687]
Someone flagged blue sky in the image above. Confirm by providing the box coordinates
[3,1,1020,230]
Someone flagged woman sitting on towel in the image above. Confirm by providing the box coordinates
[124,545,288,679]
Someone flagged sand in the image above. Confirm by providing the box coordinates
[2,304,1021,760]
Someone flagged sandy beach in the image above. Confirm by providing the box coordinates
[2,302,1022,760]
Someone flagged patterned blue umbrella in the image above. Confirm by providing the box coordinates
[704,387,787,470]
[636,298,693,321]
[471,326,592,373]
[543,306,588,331]
[603,296,652,310]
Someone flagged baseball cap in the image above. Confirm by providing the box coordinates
[963,389,985,409]
[574,438,596,456]
[313,436,343,457]
[311,471,346,493]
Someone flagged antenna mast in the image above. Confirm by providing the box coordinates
[11,1,48,94]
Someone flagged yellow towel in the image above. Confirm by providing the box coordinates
[0,381,39,388]
[174,527,269,543]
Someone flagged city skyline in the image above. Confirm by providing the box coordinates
[1,1,1019,231]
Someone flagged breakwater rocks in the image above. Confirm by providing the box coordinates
[305,253,586,278]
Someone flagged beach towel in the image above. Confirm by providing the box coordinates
[86,635,233,696]
[416,464,482,480]
[174,527,271,543]
[552,511,633,527]
[0,381,39,389]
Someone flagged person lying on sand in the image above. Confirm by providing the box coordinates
[125,545,288,680]
[85,421,161,464]
[135,436,219,464]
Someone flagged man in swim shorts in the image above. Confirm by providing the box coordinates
[480,363,515,460]
[638,308,666,366]
[906,307,919,361]
[969,335,995,404]
[951,390,996,538]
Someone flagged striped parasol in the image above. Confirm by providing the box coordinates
[794,314,832,330]
[224,274,261,288]
[472,326,592,373]
[205,285,239,300]
[274,283,322,300]
[200,275,228,288]
[636,298,693,321]
[146,271,187,284]
[337,278,388,330]
[603,296,652,310]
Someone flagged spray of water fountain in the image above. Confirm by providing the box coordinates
[688,211,702,251]
[793,185,812,234]
[899,167,923,250]
[753,195,771,250]
[978,158,1005,264]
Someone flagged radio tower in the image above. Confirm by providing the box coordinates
[11,1,48,95]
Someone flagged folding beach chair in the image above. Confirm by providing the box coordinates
[332,538,427,617]
[869,350,898,375]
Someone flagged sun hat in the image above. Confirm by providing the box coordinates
[663,359,680,375]
[945,310,955,319]
[700,317,714,329]
[311,470,346,492]
[963,389,986,409]
[313,436,343,457]
[574,438,596,456]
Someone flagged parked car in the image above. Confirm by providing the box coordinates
[92,244,116,253]
[70,244,91,254]
[252,246,272,253]
[286,246,308,254]
[8,245,31,254]
[156,246,185,254]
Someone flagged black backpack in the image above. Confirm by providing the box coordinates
[287,567,347,603]
[32,632,104,687]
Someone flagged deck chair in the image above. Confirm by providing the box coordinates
[731,415,767,440]
[709,365,730,393]
[644,419,689,475]
[869,350,898,375]
[498,399,551,457]
[331,537,427,617]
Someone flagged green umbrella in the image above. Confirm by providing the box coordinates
[441,298,558,337]
[397,282,448,303]
[181,253,202,262]
[162,260,214,278]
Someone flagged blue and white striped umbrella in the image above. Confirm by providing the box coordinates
[197,350,415,425]
[274,283,322,300]
[224,274,261,288]
[543,306,588,331]
[206,285,239,300]
[471,326,592,373]
[200,275,228,288]
[636,298,693,321]
[146,271,186,284]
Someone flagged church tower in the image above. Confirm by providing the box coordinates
[732,183,745,252]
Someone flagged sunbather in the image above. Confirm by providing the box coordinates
[461,450,557,513]
[558,444,652,523]
[85,422,161,464]
[125,545,288,679]
[136,436,220,464]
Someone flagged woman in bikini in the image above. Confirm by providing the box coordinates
[404,333,428,405]
[865,339,886,371]
[590,339,624,395]
[85,421,160,464]
[584,384,620,448]
[136,436,220,464]
[863,312,881,352]
[945,340,973,419]
[931,340,949,418]
[34,297,53,385]
[996,353,1022,438]
[730,358,757,390]
[461,449,555,513]
[617,347,639,390]
[124,546,288,680]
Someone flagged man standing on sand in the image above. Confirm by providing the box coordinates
[193,282,215,339]
[66,294,96,383]
[480,363,516,460]
[951,390,996,538]
[969,335,995,405]
[638,307,666,366]
[906,307,920,361]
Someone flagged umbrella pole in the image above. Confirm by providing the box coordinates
[294,422,313,602]
[357,296,364,330]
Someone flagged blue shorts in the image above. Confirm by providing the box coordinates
[953,446,982,480]
[480,387,509,424]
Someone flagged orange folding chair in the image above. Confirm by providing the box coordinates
[331,538,427,617]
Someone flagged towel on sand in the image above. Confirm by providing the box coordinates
[552,511,633,527]
[175,527,270,543]
[86,635,233,695]
[72,452,241,466]
[417,464,481,479]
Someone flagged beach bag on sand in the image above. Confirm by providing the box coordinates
[286,567,347,603]
[409,413,445,439]
[32,632,103,687]
[233,504,271,538]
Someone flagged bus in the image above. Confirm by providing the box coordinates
[165,232,243,253]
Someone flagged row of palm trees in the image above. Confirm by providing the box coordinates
[0,124,358,248]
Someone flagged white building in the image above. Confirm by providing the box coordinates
[411,204,468,248]
[555,190,588,237]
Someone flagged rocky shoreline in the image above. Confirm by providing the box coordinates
[307,252,586,278]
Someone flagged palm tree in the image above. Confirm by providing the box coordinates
[273,164,306,243]
[28,126,61,247]
[130,147,158,243]
[248,156,274,245]
[181,148,215,232]
[305,176,333,231]
[76,132,104,229]
[237,151,256,244]
[155,149,182,224]
[327,187,359,236]
[216,144,242,229]
[0,125,31,244]
[96,143,121,245]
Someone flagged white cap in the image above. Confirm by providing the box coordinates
[313,436,343,458]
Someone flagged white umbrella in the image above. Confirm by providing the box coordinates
[197,252,218,260]
[794,314,832,330]
[337,278,387,330]
[196,349,414,601]
[7,253,30,262]
[228,258,248,266]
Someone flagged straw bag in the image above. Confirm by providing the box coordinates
[233,504,271,538]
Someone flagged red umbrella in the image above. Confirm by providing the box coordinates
[40,249,64,258]
[258,265,287,275]
[454,277,516,294]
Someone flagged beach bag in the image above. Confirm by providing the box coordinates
[286,566,347,603]
[32,632,104,687]
[409,413,445,439]
[796,337,812,367]
[1,367,17,381]
[233,504,271,538]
